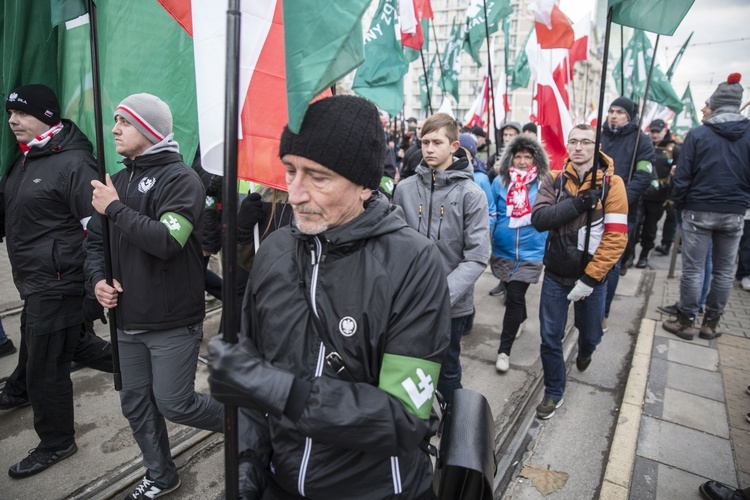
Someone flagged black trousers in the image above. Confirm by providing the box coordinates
[498,281,531,355]
[639,199,666,252]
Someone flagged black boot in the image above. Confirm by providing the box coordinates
[699,316,723,340]
[636,249,650,268]
[654,244,671,256]
[663,312,698,340]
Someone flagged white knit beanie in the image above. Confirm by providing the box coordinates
[114,93,172,144]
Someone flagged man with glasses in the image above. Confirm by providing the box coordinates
[531,125,628,419]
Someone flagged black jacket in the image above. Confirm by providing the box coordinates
[238,193,450,499]
[601,119,656,207]
[87,149,206,330]
[1,120,96,299]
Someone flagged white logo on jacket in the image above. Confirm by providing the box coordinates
[338,317,357,337]
[138,177,156,194]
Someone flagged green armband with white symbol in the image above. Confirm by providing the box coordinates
[636,160,653,174]
[160,211,193,248]
[379,353,441,419]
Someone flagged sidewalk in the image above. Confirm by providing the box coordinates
[602,268,750,499]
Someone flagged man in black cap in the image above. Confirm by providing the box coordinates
[600,96,656,331]
[634,118,680,268]
[663,73,750,340]
[2,84,105,478]
[207,95,450,498]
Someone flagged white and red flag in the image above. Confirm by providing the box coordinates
[530,0,573,49]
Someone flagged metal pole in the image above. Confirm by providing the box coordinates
[620,25,624,95]
[482,0,501,153]
[419,48,433,115]
[87,0,121,391]
[222,1,241,497]
[432,24,448,102]
[627,34,660,183]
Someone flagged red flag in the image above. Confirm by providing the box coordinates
[464,75,489,128]
[532,1,574,49]
[401,0,433,51]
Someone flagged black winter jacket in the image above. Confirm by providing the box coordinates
[238,193,450,499]
[1,120,96,299]
[601,119,656,207]
[87,150,206,330]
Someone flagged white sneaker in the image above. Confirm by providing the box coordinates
[742,276,750,291]
[602,318,609,333]
[495,353,510,372]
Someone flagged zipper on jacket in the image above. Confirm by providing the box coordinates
[427,170,436,238]
[298,236,326,497]
[436,205,444,240]
[418,204,423,233]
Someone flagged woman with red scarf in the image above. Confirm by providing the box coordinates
[490,134,549,372]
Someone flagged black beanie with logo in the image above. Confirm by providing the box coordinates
[5,84,61,125]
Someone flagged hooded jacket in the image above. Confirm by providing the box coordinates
[672,112,750,214]
[601,118,656,206]
[492,134,549,264]
[392,148,490,317]
[239,193,450,499]
[532,153,629,287]
[87,142,206,330]
[643,131,680,202]
[1,120,97,299]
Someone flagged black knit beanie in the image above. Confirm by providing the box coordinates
[279,95,384,190]
[6,84,61,125]
[610,96,636,120]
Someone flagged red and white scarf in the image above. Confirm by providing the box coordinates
[506,165,537,228]
[19,121,64,156]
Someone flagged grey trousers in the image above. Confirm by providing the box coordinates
[118,323,223,487]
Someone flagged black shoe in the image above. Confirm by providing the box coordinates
[635,257,648,269]
[489,281,505,297]
[654,244,671,256]
[124,475,181,499]
[698,480,747,500]
[0,339,17,358]
[536,396,564,420]
[657,303,679,316]
[662,313,699,341]
[619,265,628,276]
[576,355,592,372]
[8,443,77,479]
[0,391,30,411]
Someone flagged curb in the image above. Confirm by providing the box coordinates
[599,317,655,499]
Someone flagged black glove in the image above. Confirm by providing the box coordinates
[83,297,107,324]
[573,188,601,213]
[208,335,299,418]
[237,193,264,244]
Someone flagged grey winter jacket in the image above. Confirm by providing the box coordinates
[393,149,490,317]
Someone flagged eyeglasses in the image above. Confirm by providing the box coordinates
[567,139,595,147]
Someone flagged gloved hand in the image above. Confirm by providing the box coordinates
[208,335,296,418]
[573,188,601,213]
[237,193,265,244]
[83,296,107,324]
[567,280,594,302]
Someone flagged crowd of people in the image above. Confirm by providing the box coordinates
[0,72,748,499]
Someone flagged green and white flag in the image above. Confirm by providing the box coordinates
[612,29,683,114]
[608,0,694,36]
[509,27,533,90]
[419,54,436,112]
[671,84,700,136]
[463,0,512,66]
[352,0,409,116]
[438,18,463,103]
[666,32,693,81]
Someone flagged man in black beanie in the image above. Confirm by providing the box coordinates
[208,95,450,499]
[600,95,656,332]
[663,73,750,340]
[2,83,113,478]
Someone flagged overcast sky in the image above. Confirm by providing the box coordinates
[560,0,750,108]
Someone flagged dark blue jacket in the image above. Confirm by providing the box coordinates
[672,114,750,215]
[601,119,656,206]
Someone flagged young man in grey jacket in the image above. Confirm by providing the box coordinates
[393,112,490,403]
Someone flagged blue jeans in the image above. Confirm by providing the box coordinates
[437,315,470,403]
[539,274,606,400]
[677,210,744,319]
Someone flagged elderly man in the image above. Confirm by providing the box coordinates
[208,95,450,499]
[664,73,750,340]
[87,93,223,499]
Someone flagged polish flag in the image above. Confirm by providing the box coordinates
[530,0,574,49]
[401,0,433,51]
[525,30,573,170]
[464,75,489,128]
[551,15,591,107]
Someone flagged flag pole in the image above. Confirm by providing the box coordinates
[419,48,434,115]
[432,25,448,107]
[87,0,122,392]
[619,25,624,95]
[482,0,501,154]
[222,1,241,497]
[628,34,660,183]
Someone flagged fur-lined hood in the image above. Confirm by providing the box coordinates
[497,134,549,185]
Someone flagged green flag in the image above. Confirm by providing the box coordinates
[608,0,694,36]
[671,84,700,136]
[509,27,533,90]
[438,18,463,103]
[502,16,511,76]
[612,30,683,114]
[284,0,370,133]
[0,1,60,176]
[352,0,409,116]
[419,55,436,112]
[463,0,512,66]
[666,32,693,81]
[50,0,87,27]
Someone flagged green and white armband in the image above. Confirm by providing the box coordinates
[379,353,441,419]
[160,211,193,248]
